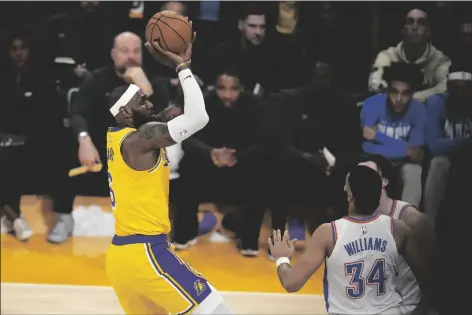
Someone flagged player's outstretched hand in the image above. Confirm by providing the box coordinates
[268,229,297,259]
[145,21,196,69]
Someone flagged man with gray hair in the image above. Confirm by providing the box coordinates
[369,9,451,103]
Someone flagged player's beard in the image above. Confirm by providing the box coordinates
[132,109,154,129]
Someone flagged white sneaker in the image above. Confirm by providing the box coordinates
[208,230,232,243]
[47,213,74,244]
[240,248,259,257]
[12,217,33,241]
[173,238,197,250]
[1,216,13,234]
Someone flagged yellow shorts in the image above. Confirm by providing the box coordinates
[106,234,216,315]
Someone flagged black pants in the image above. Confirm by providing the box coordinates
[266,158,348,234]
[172,158,266,248]
[1,144,75,217]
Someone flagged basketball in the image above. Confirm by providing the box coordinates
[145,11,192,55]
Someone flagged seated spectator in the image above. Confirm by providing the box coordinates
[369,8,451,103]
[175,68,268,256]
[424,65,472,219]
[71,31,171,198]
[194,4,269,95]
[267,59,361,255]
[0,29,71,243]
[361,63,426,207]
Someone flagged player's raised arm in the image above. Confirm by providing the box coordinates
[269,225,331,293]
[132,33,208,150]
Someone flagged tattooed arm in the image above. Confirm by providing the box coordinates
[152,105,183,123]
[131,121,178,152]
[125,68,209,152]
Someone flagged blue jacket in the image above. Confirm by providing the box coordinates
[425,92,472,156]
[361,93,426,160]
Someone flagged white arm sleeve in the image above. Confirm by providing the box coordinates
[167,68,209,143]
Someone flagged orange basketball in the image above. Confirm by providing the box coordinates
[145,10,192,55]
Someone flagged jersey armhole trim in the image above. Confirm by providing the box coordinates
[119,129,135,147]
[119,130,163,173]
[389,200,398,217]
[397,204,410,220]
[330,221,338,245]
[390,217,395,237]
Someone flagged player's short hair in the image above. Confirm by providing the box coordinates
[348,165,382,215]
[384,63,423,91]
[360,155,395,183]
[360,154,397,198]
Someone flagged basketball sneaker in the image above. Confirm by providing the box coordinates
[48,213,74,244]
[1,215,33,241]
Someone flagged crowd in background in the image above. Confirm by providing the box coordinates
[1,0,471,274]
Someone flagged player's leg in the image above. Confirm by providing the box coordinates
[106,243,162,315]
[141,240,225,314]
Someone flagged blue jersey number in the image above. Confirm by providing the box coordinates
[345,259,387,299]
[107,171,116,210]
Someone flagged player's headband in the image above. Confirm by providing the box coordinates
[448,71,472,81]
[109,84,140,116]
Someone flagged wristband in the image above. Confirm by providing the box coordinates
[276,257,291,268]
[175,62,189,73]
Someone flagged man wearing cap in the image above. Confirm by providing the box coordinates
[424,66,472,219]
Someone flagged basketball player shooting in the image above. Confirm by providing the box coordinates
[104,30,233,314]
[269,165,429,315]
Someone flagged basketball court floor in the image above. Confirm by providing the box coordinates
[1,196,327,314]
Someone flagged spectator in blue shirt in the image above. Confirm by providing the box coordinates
[361,63,426,207]
[424,66,472,219]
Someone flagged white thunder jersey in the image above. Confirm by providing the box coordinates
[324,213,403,315]
[387,200,421,308]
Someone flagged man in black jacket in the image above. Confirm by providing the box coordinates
[1,29,71,244]
[267,60,362,251]
[174,68,269,256]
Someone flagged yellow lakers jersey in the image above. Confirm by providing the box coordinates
[106,127,171,236]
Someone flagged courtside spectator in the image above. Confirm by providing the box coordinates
[424,65,472,219]
[361,63,426,207]
[196,4,269,95]
[0,29,72,243]
[369,9,451,103]
[176,68,268,256]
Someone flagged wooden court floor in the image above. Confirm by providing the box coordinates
[1,196,327,314]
